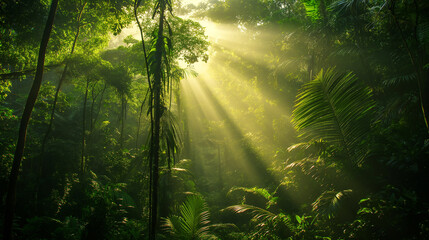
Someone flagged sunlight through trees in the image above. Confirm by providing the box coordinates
[1,0,429,239]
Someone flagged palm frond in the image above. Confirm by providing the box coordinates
[312,189,353,218]
[163,195,216,239]
[224,205,276,222]
[382,72,417,87]
[228,187,272,201]
[287,140,328,159]
[292,68,375,165]
[160,109,182,166]
[330,45,360,57]
[418,21,429,45]
[224,205,294,239]
[180,195,210,236]
[330,0,368,17]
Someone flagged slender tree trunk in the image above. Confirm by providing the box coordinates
[136,90,149,148]
[81,79,89,173]
[218,143,222,189]
[120,96,126,148]
[3,0,59,239]
[319,0,327,24]
[390,2,429,131]
[93,82,107,128]
[150,0,166,238]
[41,1,87,154]
[89,81,99,133]
[134,0,153,148]
[183,107,191,159]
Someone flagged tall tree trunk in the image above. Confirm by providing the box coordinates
[319,0,327,24]
[134,0,152,148]
[136,90,148,148]
[390,2,429,131]
[81,79,89,173]
[182,105,191,159]
[93,82,107,128]
[120,96,126,148]
[218,143,222,189]
[41,1,87,154]
[89,81,100,133]
[3,0,59,239]
[149,0,166,238]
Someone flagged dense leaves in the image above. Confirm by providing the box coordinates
[292,68,375,164]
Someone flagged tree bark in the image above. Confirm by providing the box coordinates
[149,0,166,238]
[134,0,153,148]
[93,82,107,128]
[3,0,59,239]
[120,96,126,148]
[41,1,87,154]
[81,79,89,173]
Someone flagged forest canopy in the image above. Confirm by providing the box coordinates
[1,0,429,239]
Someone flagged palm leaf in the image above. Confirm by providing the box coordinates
[382,72,417,87]
[179,195,210,237]
[224,205,276,223]
[163,195,216,239]
[292,68,374,164]
[418,21,429,45]
[224,205,294,238]
[228,187,273,201]
[312,189,353,218]
[330,0,368,17]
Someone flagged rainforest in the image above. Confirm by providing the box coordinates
[1,0,429,239]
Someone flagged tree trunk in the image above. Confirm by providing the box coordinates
[390,2,429,131]
[93,82,107,128]
[149,0,166,238]
[81,79,89,173]
[41,1,87,154]
[120,96,126,148]
[3,0,59,239]
[134,0,152,148]
[89,81,99,133]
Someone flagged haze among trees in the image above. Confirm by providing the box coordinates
[1,0,428,239]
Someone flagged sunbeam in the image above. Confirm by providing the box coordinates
[178,17,300,189]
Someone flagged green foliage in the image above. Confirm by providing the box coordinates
[312,189,353,218]
[292,68,375,165]
[228,187,278,209]
[170,17,209,64]
[224,204,294,239]
[163,195,218,240]
[301,0,321,21]
[21,216,83,240]
[344,186,429,239]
